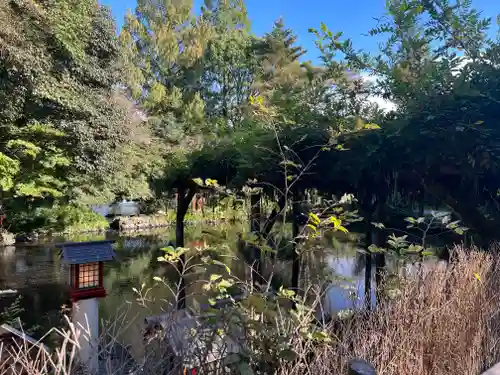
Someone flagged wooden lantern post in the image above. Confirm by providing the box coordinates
[58,240,116,374]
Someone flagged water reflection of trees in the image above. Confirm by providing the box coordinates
[2,226,377,351]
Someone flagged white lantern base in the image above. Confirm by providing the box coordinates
[72,298,99,374]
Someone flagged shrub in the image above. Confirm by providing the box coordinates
[9,204,109,234]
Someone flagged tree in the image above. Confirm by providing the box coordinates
[198,0,257,131]
[0,0,131,216]
[312,0,500,245]
[119,0,211,142]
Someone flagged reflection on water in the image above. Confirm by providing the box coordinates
[0,225,382,357]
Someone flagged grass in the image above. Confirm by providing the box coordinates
[3,246,500,375]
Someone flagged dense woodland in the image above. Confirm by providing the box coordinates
[1,0,500,249]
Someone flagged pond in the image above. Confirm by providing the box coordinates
[0,223,381,358]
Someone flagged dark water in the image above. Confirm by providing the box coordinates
[0,224,382,357]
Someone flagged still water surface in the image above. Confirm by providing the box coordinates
[0,224,378,356]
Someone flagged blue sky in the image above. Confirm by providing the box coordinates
[101,0,499,63]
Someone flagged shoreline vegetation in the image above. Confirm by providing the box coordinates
[0,204,246,245]
[4,247,500,375]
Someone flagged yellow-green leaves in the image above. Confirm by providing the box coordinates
[203,274,234,304]
[192,177,219,188]
[328,215,348,233]
[363,123,381,130]
[306,211,349,235]
[48,0,94,63]
[308,212,321,226]
[308,330,332,344]
[445,220,468,235]
[277,286,296,299]
[144,82,167,109]
[249,95,264,106]
[367,244,386,253]
[182,92,206,125]
[157,245,189,262]
[6,140,41,158]
[0,153,20,191]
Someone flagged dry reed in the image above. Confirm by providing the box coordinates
[296,245,500,375]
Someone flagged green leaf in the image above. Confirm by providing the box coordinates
[217,279,233,289]
[277,287,295,299]
[192,177,204,186]
[406,244,423,253]
[212,260,231,275]
[308,212,321,225]
[364,123,381,130]
[368,244,386,253]
[311,331,332,343]
[306,223,318,232]
[210,274,223,282]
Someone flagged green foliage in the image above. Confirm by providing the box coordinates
[7,204,108,234]
[304,0,500,244]
[0,0,128,174]
[0,294,39,335]
[0,0,150,219]
[152,241,334,373]
[369,212,468,259]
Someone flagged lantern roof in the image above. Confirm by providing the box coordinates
[57,240,116,265]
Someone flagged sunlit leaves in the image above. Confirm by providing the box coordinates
[363,123,381,130]
[6,140,41,159]
[0,153,20,191]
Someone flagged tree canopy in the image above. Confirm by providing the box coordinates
[3,0,500,245]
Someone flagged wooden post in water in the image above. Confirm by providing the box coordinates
[348,359,376,375]
[363,193,375,310]
[373,197,386,293]
[176,186,196,310]
[291,188,301,293]
[250,192,262,288]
